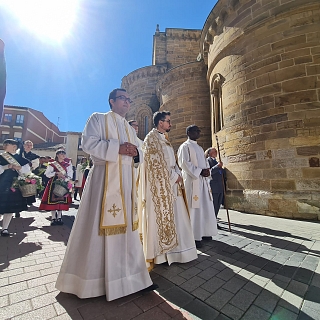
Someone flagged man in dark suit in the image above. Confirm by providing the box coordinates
[206,147,225,229]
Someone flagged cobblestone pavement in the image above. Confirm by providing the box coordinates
[1,200,320,320]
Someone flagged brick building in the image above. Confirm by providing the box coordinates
[0,105,66,145]
[0,105,87,165]
[122,0,320,220]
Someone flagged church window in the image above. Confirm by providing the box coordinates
[144,116,149,136]
[211,74,224,133]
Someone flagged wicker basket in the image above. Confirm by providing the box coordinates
[20,184,37,197]
[53,184,69,197]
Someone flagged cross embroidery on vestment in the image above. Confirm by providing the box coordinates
[108,204,121,218]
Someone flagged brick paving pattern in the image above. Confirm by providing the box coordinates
[0,200,319,319]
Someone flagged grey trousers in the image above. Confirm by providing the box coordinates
[212,193,223,217]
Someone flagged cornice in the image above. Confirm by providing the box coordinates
[165,29,201,42]
[122,65,167,87]
[199,0,244,62]
[199,0,320,64]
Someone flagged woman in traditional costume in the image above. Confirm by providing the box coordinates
[0,139,30,236]
[16,140,40,213]
[39,149,73,226]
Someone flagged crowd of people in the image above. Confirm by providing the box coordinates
[1,87,227,303]
[0,139,92,234]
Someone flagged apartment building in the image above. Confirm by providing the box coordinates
[0,105,66,145]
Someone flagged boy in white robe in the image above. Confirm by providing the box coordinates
[177,125,218,248]
[56,89,157,301]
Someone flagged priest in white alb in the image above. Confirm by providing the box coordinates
[56,89,157,301]
[138,111,198,270]
[177,125,218,248]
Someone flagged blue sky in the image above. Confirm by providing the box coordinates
[0,0,216,132]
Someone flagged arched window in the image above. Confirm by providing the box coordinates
[144,116,148,137]
[211,74,225,133]
[136,105,153,139]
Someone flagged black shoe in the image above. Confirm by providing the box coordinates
[56,218,64,225]
[202,236,212,241]
[141,283,159,293]
[1,229,9,237]
[217,224,222,230]
[15,213,20,218]
[195,240,203,248]
[51,219,57,226]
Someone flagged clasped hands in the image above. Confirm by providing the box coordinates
[119,142,138,157]
[55,172,65,179]
[7,164,21,171]
[200,168,210,177]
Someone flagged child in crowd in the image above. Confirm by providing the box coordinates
[39,149,73,225]
[0,139,30,236]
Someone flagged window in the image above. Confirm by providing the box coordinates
[78,137,82,149]
[144,116,149,136]
[1,134,9,141]
[211,74,225,133]
[16,114,24,124]
[3,114,12,122]
[14,132,22,142]
[1,131,10,142]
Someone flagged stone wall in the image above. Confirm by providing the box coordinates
[202,0,320,219]
[153,28,202,69]
[121,65,166,140]
[157,61,211,151]
[123,27,204,141]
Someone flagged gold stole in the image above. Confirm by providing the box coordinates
[0,152,21,166]
[143,129,178,255]
[99,112,138,236]
[186,142,200,208]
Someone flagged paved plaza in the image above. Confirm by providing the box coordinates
[0,200,320,320]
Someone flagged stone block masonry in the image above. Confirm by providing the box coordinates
[204,0,320,220]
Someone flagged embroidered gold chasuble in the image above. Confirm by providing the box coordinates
[138,129,198,268]
[140,129,178,254]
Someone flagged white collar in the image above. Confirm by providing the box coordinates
[187,138,198,144]
[110,111,125,119]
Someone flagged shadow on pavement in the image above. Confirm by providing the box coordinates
[228,222,312,241]
[56,289,192,319]
[0,216,42,272]
[225,224,320,258]
[152,230,320,319]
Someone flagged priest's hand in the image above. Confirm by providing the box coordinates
[119,142,138,157]
[176,175,183,183]
[200,168,210,177]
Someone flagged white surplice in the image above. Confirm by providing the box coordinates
[138,129,198,268]
[56,111,152,301]
[177,139,218,241]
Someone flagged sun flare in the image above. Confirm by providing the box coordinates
[3,0,79,42]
